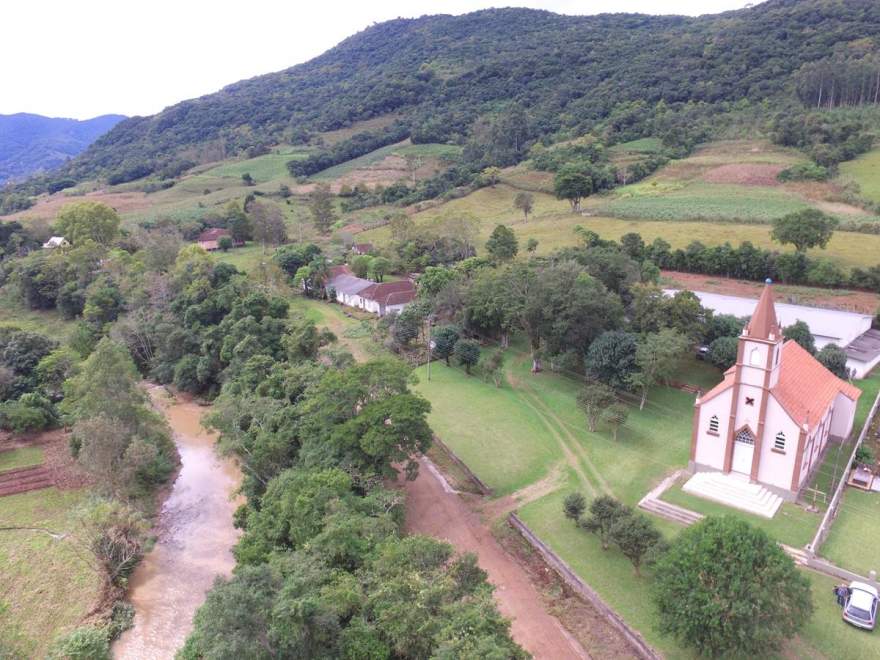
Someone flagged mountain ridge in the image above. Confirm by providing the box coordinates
[0,112,125,184]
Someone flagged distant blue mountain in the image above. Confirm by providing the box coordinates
[0,113,125,184]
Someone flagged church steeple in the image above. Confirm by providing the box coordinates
[744,279,781,342]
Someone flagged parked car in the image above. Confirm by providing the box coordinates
[695,345,710,361]
[843,581,878,630]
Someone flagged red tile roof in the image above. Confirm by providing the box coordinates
[361,279,416,306]
[771,340,861,428]
[198,228,230,242]
[698,342,861,431]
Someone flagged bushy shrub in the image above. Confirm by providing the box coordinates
[777,162,829,182]
[48,626,110,660]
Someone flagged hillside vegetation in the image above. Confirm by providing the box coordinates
[6,0,880,193]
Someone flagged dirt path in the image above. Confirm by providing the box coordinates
[401,458,590,660]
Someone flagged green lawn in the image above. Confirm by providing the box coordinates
[610,137,665,154]
[413,361,561,495]
[201,147,312,183]
[0,488,102,658]
[0,447,44,472]
[815,370,880,573]
[840,148,880,204]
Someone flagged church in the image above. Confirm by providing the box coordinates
[689,282,861,502]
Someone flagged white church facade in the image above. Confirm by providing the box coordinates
[689,283,861,501]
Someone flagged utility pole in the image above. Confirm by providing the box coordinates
[426,315,436,381]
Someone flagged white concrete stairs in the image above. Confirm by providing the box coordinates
[682,471,783,519]
[639,497,704,526]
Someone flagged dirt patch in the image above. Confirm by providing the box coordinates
[701,163,785,186]
[814,200,873,216]
[662,270,880,314]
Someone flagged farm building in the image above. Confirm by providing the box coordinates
[687,283,860,515]
[351,243,374,255]
[196,228,242,251]
[42,236,69,249]
[666,288,880,378]
[326,265,416,316]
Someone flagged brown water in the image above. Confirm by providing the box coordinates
[113,387,242,659]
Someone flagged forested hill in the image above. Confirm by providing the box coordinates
[0,113,125,184]
[24,0,880,188]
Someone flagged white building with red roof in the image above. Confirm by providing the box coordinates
[688,281,861,505]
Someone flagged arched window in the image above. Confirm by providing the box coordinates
[735,428,755,445]
[708,415,719,434]
[774,431,786,452]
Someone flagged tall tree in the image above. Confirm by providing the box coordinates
[514,191,534,221]
[554,163,593,212]
[485,224,519,262]
[577,382,616,432]
[783,320,816,354]
[629,329,689,410]
[653,516,812,657]
[817,343,848,378]
[55,201,120,246]
[250,201,288,253]
[309,184,337,235]
[771,209,838,253]
[585,331,638,389]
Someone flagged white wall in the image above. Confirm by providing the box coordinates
[694,389,732,470]
[830,391,857,438]
[756,397,801,491]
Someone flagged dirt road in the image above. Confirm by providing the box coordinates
[402,458,590,660]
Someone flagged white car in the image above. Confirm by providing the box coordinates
[843,581,879,631]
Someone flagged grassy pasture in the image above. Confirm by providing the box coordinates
[0,447,44,471]
[0,488,101,658]
[840,147,880,204]
[201,147,312,183]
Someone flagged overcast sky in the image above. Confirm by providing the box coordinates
[3,0,756,120]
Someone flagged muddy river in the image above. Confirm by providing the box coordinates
[113,387,242,659]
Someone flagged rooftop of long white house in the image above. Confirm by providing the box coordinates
[665,288,880,379]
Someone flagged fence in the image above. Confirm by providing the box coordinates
[808,389,880,555]
[508,513,662,660]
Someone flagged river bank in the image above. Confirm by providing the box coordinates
[113,387,242,659]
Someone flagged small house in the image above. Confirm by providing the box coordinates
[42,236,69,249]
[196,228,241,252]
[351,243,374,256]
